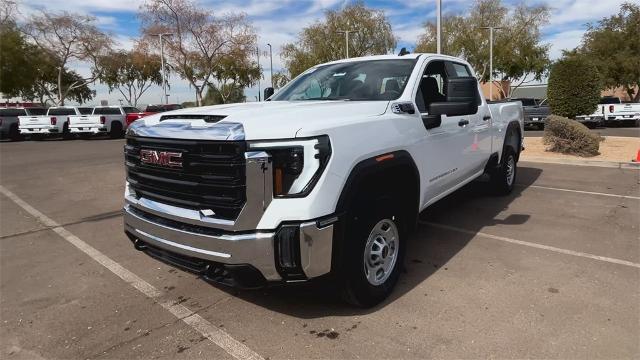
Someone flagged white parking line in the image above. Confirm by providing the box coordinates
[519,184,640,200]
[421,221,640,269]
[0,185,264,360]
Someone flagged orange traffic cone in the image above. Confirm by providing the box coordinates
[634,149,640,162]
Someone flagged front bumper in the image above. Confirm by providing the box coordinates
[123,204,335,287]
[70,125,107,134]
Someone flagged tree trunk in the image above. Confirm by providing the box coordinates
[196,88,203,107]
[57,67,64,106]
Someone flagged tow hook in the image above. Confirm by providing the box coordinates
[133,238,147,251]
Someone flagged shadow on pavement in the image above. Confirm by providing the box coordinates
[213,165,544,318]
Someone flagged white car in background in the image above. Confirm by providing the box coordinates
[18,106,92,139]
[577,96,640,127]
[69,106,140,138]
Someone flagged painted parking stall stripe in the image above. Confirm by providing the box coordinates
[0,185,264,360]
[518,184,640,200]
[420,221,640,269]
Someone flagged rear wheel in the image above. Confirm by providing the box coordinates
[341,195,406,307]
[109,122,123,139]
[62,122,72,140]
[9,124,23,141]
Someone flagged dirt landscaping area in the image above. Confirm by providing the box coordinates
[522,136,640,163]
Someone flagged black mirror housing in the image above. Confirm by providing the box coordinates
[264,87,275,100]
[446,77,478,103]
[427,76,479,116]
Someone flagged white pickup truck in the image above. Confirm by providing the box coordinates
[0,107,47,141]
[577,96,640,127]
[18,106,92,138]
[123,53,524,306]
[69,106,140,138]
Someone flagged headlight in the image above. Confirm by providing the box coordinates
[249,136,331,197]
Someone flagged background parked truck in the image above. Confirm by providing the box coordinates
[18,106,92,139]
[69,106,140,138]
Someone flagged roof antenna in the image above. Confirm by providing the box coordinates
[398,47,410,56]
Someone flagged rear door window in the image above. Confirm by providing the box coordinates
[451,63,472,77]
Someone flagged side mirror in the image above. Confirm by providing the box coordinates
[428,102,477,117]
[264,87,275,100]
[428,76,479,116]
[421,114,442,130]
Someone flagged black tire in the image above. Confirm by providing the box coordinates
[109,122,123,139]
[341,195,406,307]
[9,124,23,141]
[61,122,73,140]
[491,146,517,195]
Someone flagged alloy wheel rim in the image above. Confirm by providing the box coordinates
[363,219,399,286]
[506,155,515,186]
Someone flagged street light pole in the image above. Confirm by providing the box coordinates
[436,0,442,54]
[267,43,273,88]
[336,30,359,58]
[151,32,174,104]
[480,26,502,100]
[256,46,261,101]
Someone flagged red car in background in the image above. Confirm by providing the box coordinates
[125,104,183,126]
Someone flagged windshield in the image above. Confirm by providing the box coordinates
[48,108,76,116]
[78,107,93,115]
[145,105,181,112]
[271,59,417,101]
[514,98,537,106]
[93,107,121,115]
[599,97,621,104]
[26,108,47,115]
[0,108,27,116]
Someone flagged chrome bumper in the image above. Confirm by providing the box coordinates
[19,125,58,134]
[69,125,107,134]
[123,204,335,283]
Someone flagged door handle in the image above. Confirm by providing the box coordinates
[483,115,491,121]
[458,119,469,127]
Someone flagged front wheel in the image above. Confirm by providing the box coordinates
[341,196,405,307]
[490,147,517,195]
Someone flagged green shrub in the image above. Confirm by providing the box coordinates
[543,115,603,156]
[547,55,601,119]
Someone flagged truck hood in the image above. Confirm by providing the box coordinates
[128,101,390,140]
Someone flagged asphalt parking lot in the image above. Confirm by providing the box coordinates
[1,138,639,359]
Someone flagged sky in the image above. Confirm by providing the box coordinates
[13,0,636,106]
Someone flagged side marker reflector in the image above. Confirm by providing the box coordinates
[375,154,395,162]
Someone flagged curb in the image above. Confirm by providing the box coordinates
[521,156,640,169]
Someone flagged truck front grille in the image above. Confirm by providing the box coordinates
[125,136,246,220]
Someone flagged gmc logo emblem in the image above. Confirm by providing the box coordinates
[140,149,183,168]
